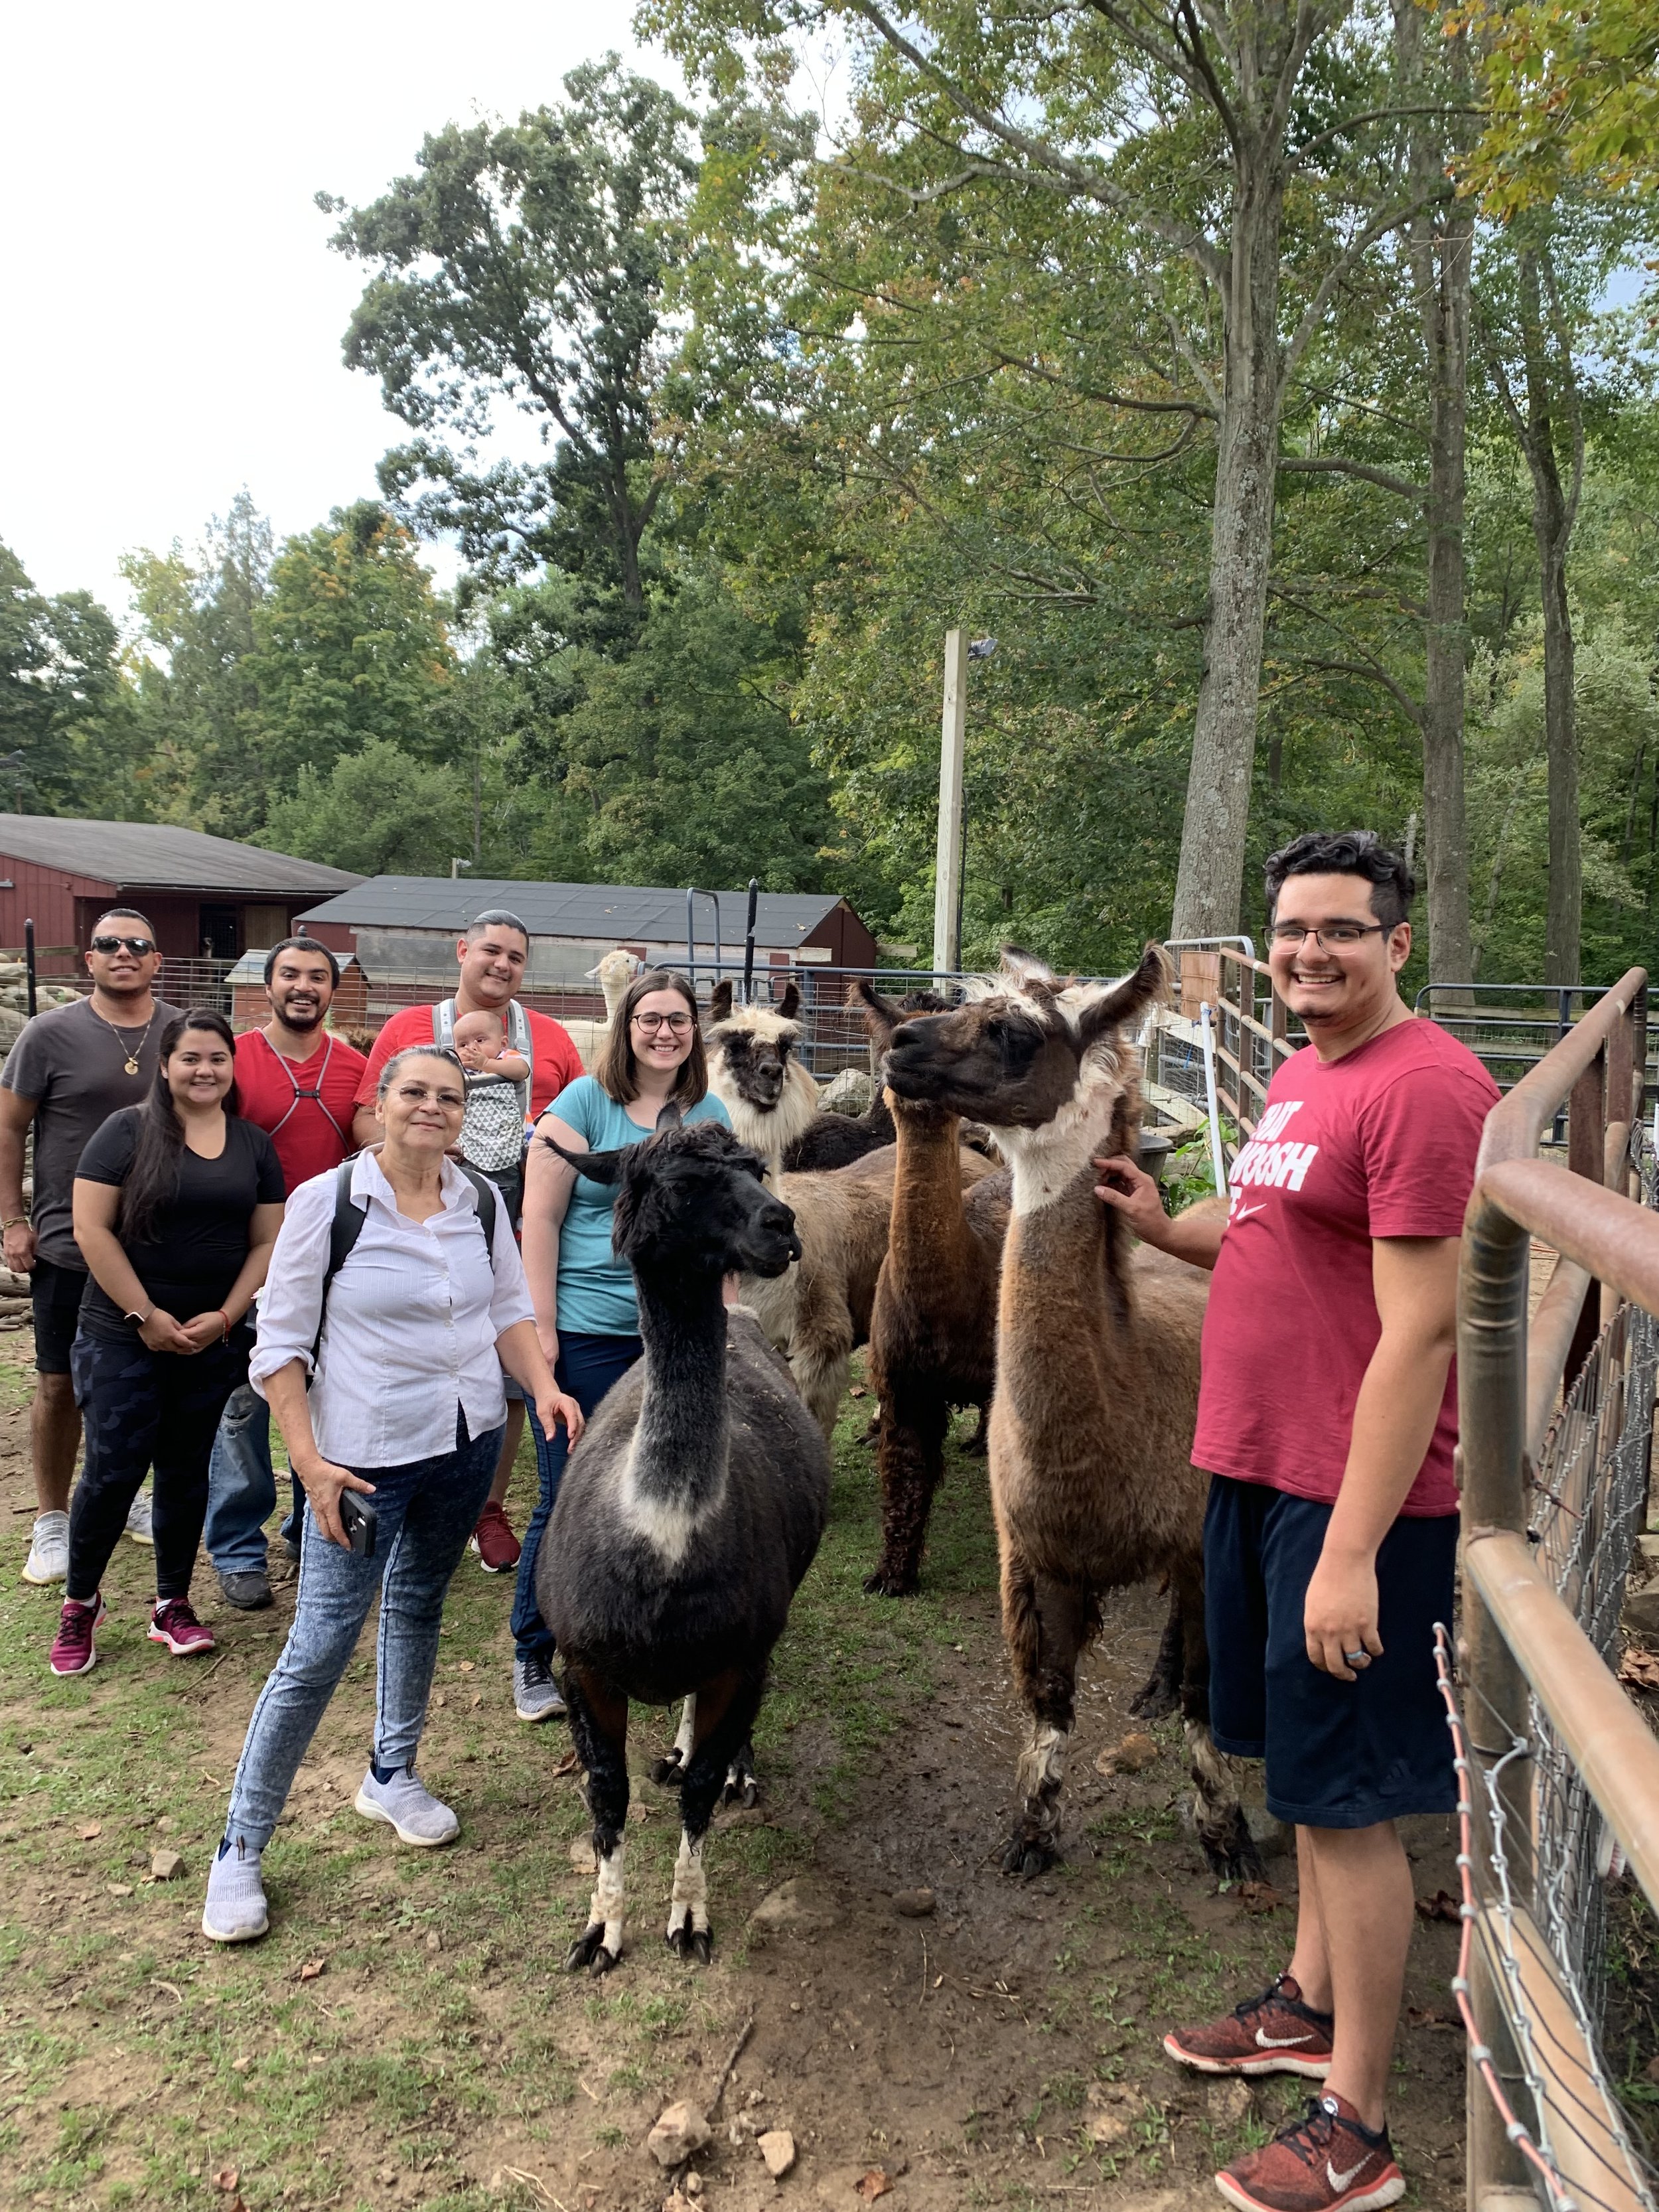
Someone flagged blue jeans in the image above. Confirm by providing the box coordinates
[204,1384,277,1576]
[510,1333,641,1665]
[224,1412,502,1854]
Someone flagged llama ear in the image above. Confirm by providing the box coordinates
[1075,944,1171,1054]
[999,944,1054,989]
[707,980,733,1025]
[539,1132,626,1185]
[654,1099,683,1133]
[774,979,801,1020]
[853,976,904,1041]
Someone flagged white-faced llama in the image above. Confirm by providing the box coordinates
[883,946,1260,1883]
[536,1114,830,1973]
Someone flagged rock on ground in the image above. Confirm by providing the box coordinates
[820,1068,876,1118]
[648,2101,711,2169]
[748,1878,843,1937]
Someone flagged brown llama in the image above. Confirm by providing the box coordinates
[883,944,1260,1884]
[705,980,997,1438]
[855,979,1011,1595]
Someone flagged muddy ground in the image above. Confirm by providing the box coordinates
[0,1329,1468,2212]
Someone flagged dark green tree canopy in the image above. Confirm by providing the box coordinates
[323,56,699,644]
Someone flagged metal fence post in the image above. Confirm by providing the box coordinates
[1458,1203,1537,2211]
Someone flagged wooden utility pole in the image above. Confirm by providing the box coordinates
[933,628,967,975]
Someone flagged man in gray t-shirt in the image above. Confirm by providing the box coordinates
[0,908,180,1585]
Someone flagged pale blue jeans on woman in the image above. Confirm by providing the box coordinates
[222,1411,502,1855]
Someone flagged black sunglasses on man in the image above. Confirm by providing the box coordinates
[88,934,157,956]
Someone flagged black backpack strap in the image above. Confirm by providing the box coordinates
[309,1158,498,1377]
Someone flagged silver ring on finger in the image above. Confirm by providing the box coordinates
[1343,1649,1369,1665]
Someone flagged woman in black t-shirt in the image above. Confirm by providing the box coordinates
[48,1011,285,1676]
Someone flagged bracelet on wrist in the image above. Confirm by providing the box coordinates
[2,1215,28,1232]
[218,1309,232,1342]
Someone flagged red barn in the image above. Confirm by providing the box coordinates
[0,816,360,978]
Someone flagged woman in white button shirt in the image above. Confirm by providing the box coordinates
[201,1047,583,1944]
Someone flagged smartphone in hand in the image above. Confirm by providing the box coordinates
[339,1489,378,1558]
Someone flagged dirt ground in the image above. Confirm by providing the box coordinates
[0,1329,1469,2212]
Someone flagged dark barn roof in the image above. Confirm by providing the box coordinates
[297,876,851,952]
[0,817,361,897]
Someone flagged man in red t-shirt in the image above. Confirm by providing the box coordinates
[352,909,583,1574]
[1098,833,1498,2212]
[205,938,368,1611]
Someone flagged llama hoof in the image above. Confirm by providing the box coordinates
[667,1923,714,1964]
[721,1767,760,1810]
[1202,1822,1267,1890]
[862,1565,920,1599]
[1129,1678,1180,1722]
[567,1925,620,1975]
[652,1752,686,1788]
[1001,1833,1061,1879]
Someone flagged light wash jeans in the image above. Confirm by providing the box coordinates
[204,1384,278,1576]
[222,1412,502,1854]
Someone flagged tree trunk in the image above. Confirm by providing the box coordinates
[1398,0,1475,987]
[1517,249,1580,986]
[1170,158,1286,940]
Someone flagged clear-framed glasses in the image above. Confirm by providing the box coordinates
[1267,921,1389,951]
[633,1011,693,1035]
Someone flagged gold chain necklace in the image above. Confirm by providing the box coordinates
[88,1001,158,1077]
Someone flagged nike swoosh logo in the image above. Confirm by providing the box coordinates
[1232,1203,1267,1222]
[1256,2028,1315,2047]
[1328,2160,1368,2192]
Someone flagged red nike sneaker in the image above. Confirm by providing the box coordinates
[1214,2093,1404,2212]
[470,1500,522,1575]
[147,1598,214,1657]
[1164,1973,1334,2078]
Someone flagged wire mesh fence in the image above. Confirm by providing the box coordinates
[1444,1111,1659,2212]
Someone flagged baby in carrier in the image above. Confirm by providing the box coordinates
[451,1009,532,1224]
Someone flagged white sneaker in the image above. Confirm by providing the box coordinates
[123,1488,154,1546]
[354,1767,460,1847]
[202,1836,269,1943]
[23,1511,69,1585]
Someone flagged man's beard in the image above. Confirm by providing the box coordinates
[275,997,325,1033]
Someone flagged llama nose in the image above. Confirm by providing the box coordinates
[760,1201,794,1235]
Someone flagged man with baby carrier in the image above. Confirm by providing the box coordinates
[203,937,366,1611]
[352,910,583,1573]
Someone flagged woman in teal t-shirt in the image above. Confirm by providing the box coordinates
[508,968,730,1720]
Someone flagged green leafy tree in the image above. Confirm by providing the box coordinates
[322,57,698,645]
[238,502,457,816]
[256,739,471,876]
[1452,0,1659,215]
[0,541,133,816]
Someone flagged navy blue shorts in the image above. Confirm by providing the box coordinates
[1204,1474,1458,1830]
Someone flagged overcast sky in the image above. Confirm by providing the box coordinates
[2,0,662,621]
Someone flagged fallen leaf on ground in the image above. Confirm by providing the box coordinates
[297,1957,326,1982]
[1415,1889,1461,1923]
[230,2057,251,2073]
[553,1749,581,1777]
[213,2168,240,2192]
[1619,1647,1659,1688]
[458,1660,475,1673]
[855,2172,893,2202]
[1094,1731,1159,1777]
[849,1384,868,1398]
[1407,2006,1461,2029]
[79,1822,102,1840]
[153,1980,183,2002]
[1238,1881,1282,1915]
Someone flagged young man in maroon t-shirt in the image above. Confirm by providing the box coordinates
[203,938,366,1610]
[1098,833,1497,2212]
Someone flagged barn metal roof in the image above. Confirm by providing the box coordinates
[0,816,362,896]
[296,876,850,950]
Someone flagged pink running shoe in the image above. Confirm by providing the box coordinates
[148,1598,214,1656]
[50,1595,106,1676]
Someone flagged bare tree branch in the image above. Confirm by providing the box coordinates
[1277,455,1425,500]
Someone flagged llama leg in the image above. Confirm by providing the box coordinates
[788,1274,854,1439]
[1001,1564,1096,1878]
[960,1401,990,1458]
[1129,1580,1184,1721]
[653,1694,696,1788]
[865,1387,947,1597]
[563,1665,630,1974]
[1176,1562,1265,1887]
[667,1668,766,1962]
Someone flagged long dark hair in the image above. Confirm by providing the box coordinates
[119,1009,242,1244]
[594,969,709,1108]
